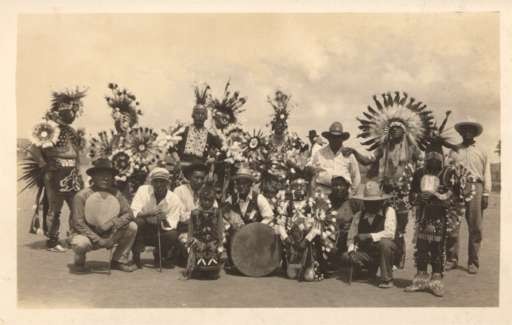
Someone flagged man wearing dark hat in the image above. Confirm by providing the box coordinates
[70,158,138,272]
[130,167,186,268]
[342,181,397,288]
[445,119,492,274]
[308,122,361,195]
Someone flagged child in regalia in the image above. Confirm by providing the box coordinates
[184,184,224,279]
[405,112,473,297]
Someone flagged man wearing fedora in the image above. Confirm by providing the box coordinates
[445,119,492,274]
[130,167,186,268]
[342,181,397,288]
[70,158,138,272]
[308,122,361,195]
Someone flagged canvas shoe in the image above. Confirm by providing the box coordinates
[47,244,67,253]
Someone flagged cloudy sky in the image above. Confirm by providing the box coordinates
[16,13,500,161]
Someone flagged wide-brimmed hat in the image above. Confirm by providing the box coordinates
[234,165,256,182]
[454,118,483,137]
[321,122,350,140]
[352,181,392,201]
[308,130,318,140]
[86,158,118,176]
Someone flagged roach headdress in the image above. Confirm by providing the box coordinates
[210,80,247,124]
[357,91,436,151]
[268,90,291,131]
[46,87,87,120]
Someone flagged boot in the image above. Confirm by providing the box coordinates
[428,273,445,297]
[405,271,430,292]
[132,250,143,269]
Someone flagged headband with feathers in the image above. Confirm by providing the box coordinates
[357,91,435,151]
[193,83,211,109]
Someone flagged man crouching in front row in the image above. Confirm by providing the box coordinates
[69,158,138,273]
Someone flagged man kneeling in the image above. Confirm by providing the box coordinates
[342,181,396,288]
[70,158,138,273]
[131,167,186,268]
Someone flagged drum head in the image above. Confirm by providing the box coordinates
[231,223,281,277]
[84,191,120,228]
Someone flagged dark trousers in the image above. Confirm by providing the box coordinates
[44,173,75,246]
[133,218,183,260]
[446,183,484,268]
[341,238,396,282]
[393,210,409,268]
[415,239,444,274]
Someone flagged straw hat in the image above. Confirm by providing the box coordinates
[454,118,483,137]
[352,181,392,201]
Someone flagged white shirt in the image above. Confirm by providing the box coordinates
[308,145,361,193]
[174,183,218,222]
[346,207,396,253]
[448,143,492,195]
[130,184,185,229]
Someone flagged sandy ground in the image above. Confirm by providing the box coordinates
[17,184,500,308]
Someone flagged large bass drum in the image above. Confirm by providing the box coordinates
[230,223,282,277]
[84,191,120,231]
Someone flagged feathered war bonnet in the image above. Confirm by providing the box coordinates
[105,83,142,131]
[210,80,247,125]
[45,87,87,122]
[357,91,436,152]
[268,90,291,131]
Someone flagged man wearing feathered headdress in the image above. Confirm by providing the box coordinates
[170,84,222,167]
[22,88,87,252]
[344,92,433,268]
[266,90,309,164]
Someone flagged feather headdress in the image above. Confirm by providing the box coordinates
[268,90,291,130]
[210,80,247,125]
[357,91,435,151]
[46,87,87,120]
[105,83,142,128]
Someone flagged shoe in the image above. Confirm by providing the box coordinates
[378,280,395,289]
[47,244,67,253]
[445,260,458,271]
[405,271,430,292]
[428,273,445,297]
[468,264,479,275]
[111,261,137,272]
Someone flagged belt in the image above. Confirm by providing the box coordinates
[55,158,77,167]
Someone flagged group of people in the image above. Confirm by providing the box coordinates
[21,84,492,297]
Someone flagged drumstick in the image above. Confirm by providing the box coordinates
[107,248,113,275]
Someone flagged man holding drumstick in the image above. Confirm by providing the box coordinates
[70,158,138,273]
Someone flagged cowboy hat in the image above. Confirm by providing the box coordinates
[86,158,118,176]
[308,129,319,140]
[321,122,350,140]
[352,181,392,201]
[454,118,483,137]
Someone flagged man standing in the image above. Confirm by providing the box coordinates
[70,158,138,273]
[308,122,361,195]
[171,85,222,166]
[26,88,87,252]
[342,181,396,288]
[445,119,491,274]
[130,167,186,269]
